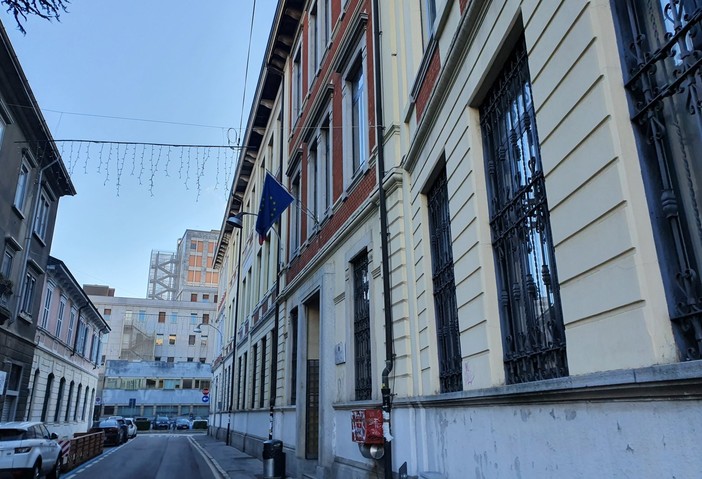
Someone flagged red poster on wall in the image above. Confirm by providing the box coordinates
[351,409,384,444]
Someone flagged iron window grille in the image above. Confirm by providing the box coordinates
[305,359,320,459]
[613,0,702,360]
[427,167,463,393]
[480,37,568,384]
[353,251,372,400]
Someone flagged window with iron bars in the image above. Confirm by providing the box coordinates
[427,167,463,393]
[353,251,372,400]
[612,0,702,360]
[479,36,568,384]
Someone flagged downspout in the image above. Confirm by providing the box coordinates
[371,0,394,475]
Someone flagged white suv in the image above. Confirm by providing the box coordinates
[0,421,62,479]
[123,418,137,439]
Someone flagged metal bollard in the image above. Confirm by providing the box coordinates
[262,439,284,478]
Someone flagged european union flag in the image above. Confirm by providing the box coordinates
[255,172,294,242]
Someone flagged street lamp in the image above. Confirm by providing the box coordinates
[193,322,223,343]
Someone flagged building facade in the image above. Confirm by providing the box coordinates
[27,256,109,438]
[212,0,702,478]
[98,360,211,420]
[0,21,76,422]
[147,229,221,302]
[87,292,219,367]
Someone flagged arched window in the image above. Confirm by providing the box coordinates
[54,378,66,422]
[74,384,82,421]
[65,381,74,422]
[41,373,54,422]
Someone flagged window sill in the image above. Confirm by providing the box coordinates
[11,204,25,220]
[18,311,32,323]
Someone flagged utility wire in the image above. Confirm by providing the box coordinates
[238,0,258,144]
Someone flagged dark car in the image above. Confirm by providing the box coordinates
[153,416,170,430]
[175,418,191,430]
[108,416,129,443]
[89,419,124,446]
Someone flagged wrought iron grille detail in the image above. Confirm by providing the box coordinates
[480,37,568,384]
[353,252,372,400]
[427,168,463,393]
[614,0,702,360]
[305,359,319,459]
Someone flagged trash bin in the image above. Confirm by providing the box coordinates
[262,439,285,479]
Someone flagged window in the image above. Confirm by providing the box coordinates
[56,296,66,338]
[41,283,53,329]
[307,141,320,236]
[191,293,197,302]
[349,62,367,176]
[168,334,176,345]
[1,249,13,278]
[68,307,77,345]
[612,0,702,360]
[426,167,463,392]
[54,378,65,422]
[291,168,302,252]
[202,313,209,325]
[33,190,51,241]
[187,357,194,362]
[421,0,437,43]
[189,335,196,345]
[154,356,161,362]
[322,0,331,48]
[190,313,198,325]
[251,343,258,409]
[352,252,372,400]
[13,157,30,213]
[73,384,81,421]
[20,272,36,316]
[260,336,266,408]
[158,311,166,323]
[155,334,164,346]
[65,381,74,422]
[138,310,146,322]
[480,37,567,384]
[170,312,177,323]
[203,294,209,302]
[199,357,206,364]
[41,373,53,422]
[1,364,21,422]
[309,2,320,80]
[103,308,111,321]
[183,379,193,389]
[167,357,174,363]
[290,309,298,405]
[292,45,302,118]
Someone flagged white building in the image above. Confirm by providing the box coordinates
[99,360,212,419]
[27,256,109,439]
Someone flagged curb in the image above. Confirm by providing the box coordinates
[188,435,230,479]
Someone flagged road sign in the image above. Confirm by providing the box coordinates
[202,388,209,395]
[202,395,210,403]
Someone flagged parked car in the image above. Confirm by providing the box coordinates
[175,418,191,430]
[153,416,170,430]
[123,418,137,439]
[107,416,129,443]
[0,421,62,479]
[90,419,125,446]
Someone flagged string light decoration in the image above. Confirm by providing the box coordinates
[17,139,242,199]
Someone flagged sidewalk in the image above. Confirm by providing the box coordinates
[190,433,264,479]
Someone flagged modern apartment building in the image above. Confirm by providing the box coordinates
[211,1,702,478]
[28,256,109,438]
[0,20,75,422]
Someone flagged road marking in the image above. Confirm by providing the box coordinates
[188,436,227,479]
[62,441,126,479]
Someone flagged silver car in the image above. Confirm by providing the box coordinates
[0,421,62,479]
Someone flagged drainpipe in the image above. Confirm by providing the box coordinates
[371,0,394,476]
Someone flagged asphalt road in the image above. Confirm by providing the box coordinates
[63,433,222,479]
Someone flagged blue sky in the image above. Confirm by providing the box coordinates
[1,1,277,298]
